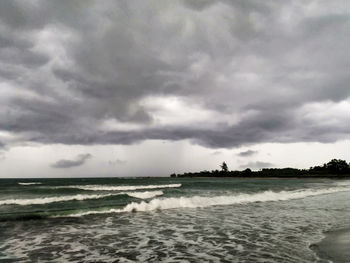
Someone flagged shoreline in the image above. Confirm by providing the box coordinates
[172,176,350,179]
[311,228,350,263]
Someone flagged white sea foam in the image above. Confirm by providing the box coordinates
[0,194,114,206]
[18,182,42,186]
[58,183,181,191]
[0,190,163,206]
[335,181,350,186]
[71,185,350,217]
[126,190,163,199]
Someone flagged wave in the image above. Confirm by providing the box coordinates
[0,190,163,206]
[57,183,181,191]
[71,186,350,217]
[0,194,114,206]
[18,182,42,186]
[126,191,163,199]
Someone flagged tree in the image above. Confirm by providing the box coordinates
[324,159,350,174]
[220,162,228,172]
[242,168,252,176]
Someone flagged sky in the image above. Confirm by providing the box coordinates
[1,0,350,178]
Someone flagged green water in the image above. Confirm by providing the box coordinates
[0,177,350,262]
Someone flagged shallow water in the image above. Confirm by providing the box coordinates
[0,177,350,262]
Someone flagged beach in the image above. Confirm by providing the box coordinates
[312,228,350,263]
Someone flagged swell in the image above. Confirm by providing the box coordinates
[126,190,163,199]
[18,182,42,186]
[0,194,114,206]
[55,183,181,191]
[71,185,350,217]
[0,191,164,206]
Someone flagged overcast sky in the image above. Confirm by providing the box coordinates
[1,0,350,177]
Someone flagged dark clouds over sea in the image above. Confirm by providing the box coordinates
[1,0,350,150]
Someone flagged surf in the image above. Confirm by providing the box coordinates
[0,194,114,206]
[55,183,181,191]
[126,190,163,199]
[0,191,164,206]
[18,182,42,186]
[70,185,350,217]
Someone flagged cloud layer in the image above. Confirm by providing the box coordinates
[1,0,350,149]
[51,153,92,169]
[238,150,258,157]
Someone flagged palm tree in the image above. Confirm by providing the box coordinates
[220,162,228,172]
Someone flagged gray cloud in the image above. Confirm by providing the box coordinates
[0,142,5,161]
[238,150,258,157]
[239,161,274,170]
[1,0,350,149]
[51,154,92,169]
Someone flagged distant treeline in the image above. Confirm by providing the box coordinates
[170,159,350,178]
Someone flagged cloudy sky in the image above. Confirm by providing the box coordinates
[1,0,350,177]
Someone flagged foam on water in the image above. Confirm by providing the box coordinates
[0,194,114,206]
[2,178,350,262]
[56,183,181,191]
[126,190,163,199]
[0,191,163,206]
[71,185,350,217]
[18,182,42,186]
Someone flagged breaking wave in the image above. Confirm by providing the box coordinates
[126,191,163,199]
[18,182,42,186]
[57,183,181,191]
[71,185,350,217]
[0,194,114,206]
[0,191,163,206]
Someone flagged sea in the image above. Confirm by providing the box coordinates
[0,177,350,262]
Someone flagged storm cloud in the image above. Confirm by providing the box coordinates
[238,150,258,157]
[51,154,92,169]
[1,0,350,149]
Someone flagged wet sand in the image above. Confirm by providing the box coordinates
[312,228,350,263]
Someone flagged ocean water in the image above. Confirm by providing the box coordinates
[0,177,350,262]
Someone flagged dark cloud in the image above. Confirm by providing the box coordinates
[238,150,258,157]
[239,161,274,170]
[0,142,5,161]
[51,153,92,169]
[183,0,215,11]
[1,0,350,149]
